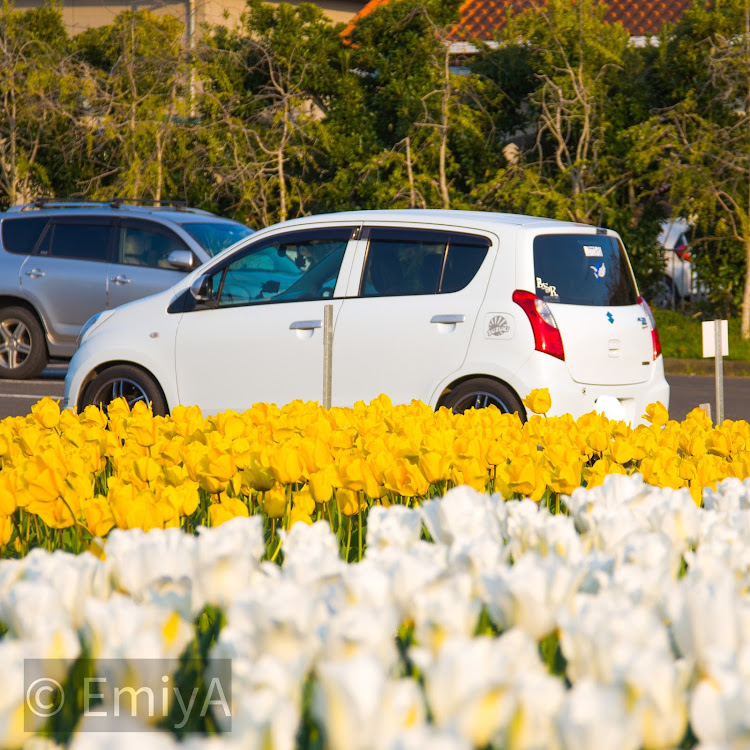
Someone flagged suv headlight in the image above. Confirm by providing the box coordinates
[77,310,115,348]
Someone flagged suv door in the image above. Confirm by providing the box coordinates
[108,219,199,309]
[332,226,493,406]
[21,217,113,348]
[174,226,357,414]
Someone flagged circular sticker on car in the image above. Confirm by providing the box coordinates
[484,313,514,339]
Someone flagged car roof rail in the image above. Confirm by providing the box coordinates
[6,198,111,212]
[5,197,212,216]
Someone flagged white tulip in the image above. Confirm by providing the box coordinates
[312,654,387,750]
[279,520,343,584]
[666,573,742,673]
[69,715,178,749]
[556,680,641,750]
[194,516,265,611]
[703,477,750,511]
[366,505,423,551]
[411,573,481,655]
[103,528,199,618]
[625,652,691,750]
[423,630,546,747]
[319,604,400,672]
[558,592,672,685]
[421,485,500,547]
[482,553,583,640]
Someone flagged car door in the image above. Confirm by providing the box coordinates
[332,226,493,407]
[174,226,358,414]
[20,217,113,347]
[107,219,199,309]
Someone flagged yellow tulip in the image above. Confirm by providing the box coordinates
[335,488,366,516]
[308,465,338,503]
[263,484,288,519]
[523,388,552,415]
[30,397,61,430]
[643,401,669,427]
[0,513,12,549]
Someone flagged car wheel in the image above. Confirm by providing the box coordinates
[653,275,679,309]
[81,365,168,416]
[443,378,526,421]
[0,306,48,380]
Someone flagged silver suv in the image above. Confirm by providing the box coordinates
[0,198,253,379]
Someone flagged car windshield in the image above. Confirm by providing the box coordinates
[178,221,253,256]
[533,233,638,306]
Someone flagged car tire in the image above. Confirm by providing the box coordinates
[0,305,48,380]
[81,365,168,416]
[443,378,526,421]
[654,275,679,309]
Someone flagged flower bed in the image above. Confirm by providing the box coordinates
[0,393,748,560]
[3,475,750,748]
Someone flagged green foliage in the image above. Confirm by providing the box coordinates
[653,308,750,361]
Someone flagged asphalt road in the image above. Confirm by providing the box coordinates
[0,365,747,423]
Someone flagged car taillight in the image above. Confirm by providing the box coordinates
[512,289,565,360]
[675,244,692,262]
[638,295,661,360]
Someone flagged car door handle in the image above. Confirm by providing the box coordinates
[24,268,45,279]
[289,319,322,330]
[110,274,131,285]
[430,314,465,324]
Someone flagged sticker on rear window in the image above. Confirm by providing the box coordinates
[590,262,606,280]
[583,245,603,257]
[536,277,558,298]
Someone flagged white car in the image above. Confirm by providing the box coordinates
[64,210,669,424]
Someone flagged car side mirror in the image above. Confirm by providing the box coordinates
[190,274,213,302]
[167,249,195,271]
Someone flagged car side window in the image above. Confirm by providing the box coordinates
[359,228,489,297]
[36,220,113,262]
[211,228,353,308]
[1,217,49,255]
[119,223,192,270]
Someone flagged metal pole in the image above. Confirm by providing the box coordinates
[323,304,333,409]
[715,319,724,424]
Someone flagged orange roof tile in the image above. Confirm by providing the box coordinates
[345,0,693,42]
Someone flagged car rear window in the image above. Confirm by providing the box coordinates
[533,234,638,306]
[1,217,48,255]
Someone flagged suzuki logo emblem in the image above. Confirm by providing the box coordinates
[606,312,614,324]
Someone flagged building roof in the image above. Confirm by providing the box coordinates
[345,0,693,42]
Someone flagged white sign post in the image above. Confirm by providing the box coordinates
[702,319,729,424]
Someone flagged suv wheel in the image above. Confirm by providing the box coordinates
[443,378,526,420]
[81,365,168,416]
[654,275,679,309]
[0,306,48,380]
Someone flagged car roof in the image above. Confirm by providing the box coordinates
[1,201,232,223]
[259,209,597,234]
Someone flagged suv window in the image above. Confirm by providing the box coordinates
[533,234,638,306]
[178,221,253,256]
[1,217,48,255]
[360,228,489,297]
[119,221,192,269]
[210,228,352,308]
[36,220,113,262]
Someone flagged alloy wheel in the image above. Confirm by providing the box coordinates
[0,318,32,371]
